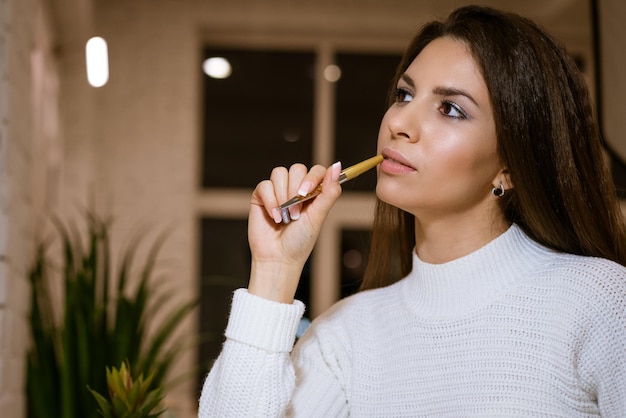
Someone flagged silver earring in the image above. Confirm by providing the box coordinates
[492,181,505,197]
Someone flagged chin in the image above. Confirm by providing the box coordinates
[375,184,405,211]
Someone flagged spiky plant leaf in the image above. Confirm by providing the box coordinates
[87,386,113,417]
[27,214,195,418]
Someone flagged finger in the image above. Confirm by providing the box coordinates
[287,164,308,220]
[296,164,328,197]
[269,166,293,223]
[251,180,283,223]
[270,166,290,205]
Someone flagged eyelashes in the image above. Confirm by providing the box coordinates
[394,88,468,120]
[394,87,412,103]
[439,100,468,119]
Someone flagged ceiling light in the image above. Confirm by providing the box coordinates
[203,57,232,79]
[85,36,109,88]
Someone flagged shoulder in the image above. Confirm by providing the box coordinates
[548,256,626,394]
[539,253,626,298]
[529,253,626,325]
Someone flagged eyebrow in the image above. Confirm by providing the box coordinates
[433,86,479,107]
[400,73,416,89]
[400,73,479,107]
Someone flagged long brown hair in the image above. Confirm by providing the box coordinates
[361,5,626,291]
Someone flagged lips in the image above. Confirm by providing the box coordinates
[385,157,414,169]
[381,149,417,173]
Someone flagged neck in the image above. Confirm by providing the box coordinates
[414,212,510,264]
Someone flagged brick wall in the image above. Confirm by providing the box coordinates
[0,0,36,416]
[0,0,64,416]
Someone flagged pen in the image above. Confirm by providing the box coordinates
[278,155,384,215]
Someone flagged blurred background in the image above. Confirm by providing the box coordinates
[1,0,625,417]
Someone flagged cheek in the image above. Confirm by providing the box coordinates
[430,134,498,173]
[421,142,500,201]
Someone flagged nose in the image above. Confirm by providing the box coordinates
[385,104,418,143]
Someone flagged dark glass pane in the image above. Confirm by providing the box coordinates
[334,53,402,191]
[201,48,315,188]
[198,217,250,389]
[340,228,372,299]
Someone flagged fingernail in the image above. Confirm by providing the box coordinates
[331,162,342,182]
[289,206,300,220]
[281,208,291,224]
[298,181,312,196]
[271,208,283,223]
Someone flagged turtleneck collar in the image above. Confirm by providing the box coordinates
[401,224,556,320]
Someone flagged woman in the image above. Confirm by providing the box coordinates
[199,5,626,417]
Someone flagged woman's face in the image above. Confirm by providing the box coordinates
[377,36,504,224]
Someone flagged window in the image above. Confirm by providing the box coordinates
[340,228,372,298]
[197,44,402,379]
[201,48,314,188]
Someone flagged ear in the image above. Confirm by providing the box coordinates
[494,168,514,191]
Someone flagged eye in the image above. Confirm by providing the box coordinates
[395,88,413,103]
[439,100,468,119]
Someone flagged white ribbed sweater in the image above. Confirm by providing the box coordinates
[199,225,626,417]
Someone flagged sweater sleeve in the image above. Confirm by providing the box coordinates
[577,267,626,417]
[198,289,350,417]
[198,289,305,417]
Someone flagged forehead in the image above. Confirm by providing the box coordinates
[405,37,491,108]
[406,37,488,97]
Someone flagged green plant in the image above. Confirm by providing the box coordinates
[88,361,165,418]
[26,214,196,418]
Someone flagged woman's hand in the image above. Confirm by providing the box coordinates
[247,162,342,303]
